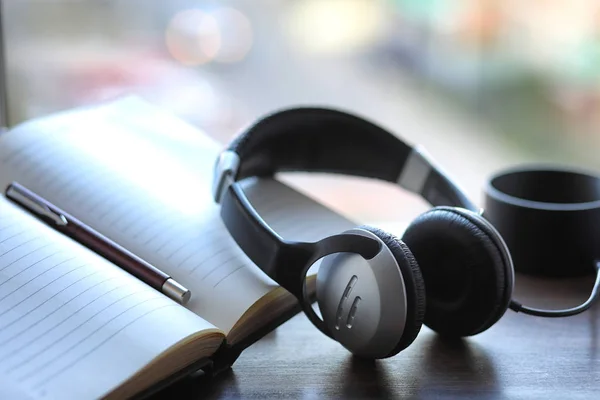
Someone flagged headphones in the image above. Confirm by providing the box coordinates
[212,107,600,359]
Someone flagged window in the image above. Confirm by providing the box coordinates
[3,0,599,223]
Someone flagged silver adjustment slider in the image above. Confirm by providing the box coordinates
[212,150,240,203]
[396,145,435,195]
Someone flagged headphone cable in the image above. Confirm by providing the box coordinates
[509,261,600,318]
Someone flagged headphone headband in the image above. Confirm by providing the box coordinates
[213,107,477,211]
[227,107,411,182]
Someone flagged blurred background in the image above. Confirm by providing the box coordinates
[3,0,600,229]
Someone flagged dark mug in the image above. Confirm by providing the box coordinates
[484,166,600,277]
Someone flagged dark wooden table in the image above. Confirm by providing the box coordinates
[154,272,599,399]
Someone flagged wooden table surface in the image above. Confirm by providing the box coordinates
[152,271,599,399]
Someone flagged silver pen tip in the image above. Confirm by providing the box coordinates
[162,278,191,305]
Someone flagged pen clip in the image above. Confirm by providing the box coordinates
[6,183,68,226]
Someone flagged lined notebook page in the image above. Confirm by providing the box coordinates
[0,97,354,334]
[0,197,220,399]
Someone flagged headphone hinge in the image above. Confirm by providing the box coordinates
[212,151,240,203]
[397,146,434,195]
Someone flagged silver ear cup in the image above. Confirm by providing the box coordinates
[316,229,408,359]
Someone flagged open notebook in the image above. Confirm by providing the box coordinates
[0,97,354,399]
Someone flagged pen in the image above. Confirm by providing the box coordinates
[5,182,191,305]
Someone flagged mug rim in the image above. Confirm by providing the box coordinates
[485,164,600,212]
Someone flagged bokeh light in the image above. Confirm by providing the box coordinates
[285,0,385,55]
[212,7,253,63]
[165,9,220,66]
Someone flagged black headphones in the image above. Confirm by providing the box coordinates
[212,107,600,359]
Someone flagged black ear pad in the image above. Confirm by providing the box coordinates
[359,225,426,355]
[402,207,512,337]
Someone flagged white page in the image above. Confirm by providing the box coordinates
[0,197,220,400]
[0,97,354,334]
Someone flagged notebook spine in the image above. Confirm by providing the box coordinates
[134,358,215,400]
[139,302,304,397]
[208,343,244,377]
[208,301,304,377]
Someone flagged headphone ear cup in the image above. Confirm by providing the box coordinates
[402,208,512,337]
[357,225,426,356]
